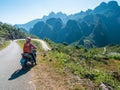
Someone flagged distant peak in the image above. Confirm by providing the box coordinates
[86,9,92,13]
[56,12,67,16]
[108,1,119,7]
[100,2,107,6]
[94,1,119,13]
[57,12,63,14]
[80,11,84,14]
[49,12,55,16]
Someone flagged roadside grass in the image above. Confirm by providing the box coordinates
[17,39,120,90]
[17,40,25,48]
[0,40,10,50]
[43,39,120,90]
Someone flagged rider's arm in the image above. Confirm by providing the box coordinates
[30,43,36,49]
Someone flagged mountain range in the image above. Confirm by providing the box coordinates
[15,1,120,47]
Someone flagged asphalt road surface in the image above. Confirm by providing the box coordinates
[0,40,35,90]
[32,39,51,51]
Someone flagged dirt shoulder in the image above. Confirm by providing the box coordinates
[32,63,67,90]
[31,51,91,90]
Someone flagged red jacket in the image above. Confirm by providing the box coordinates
[23,43,36,53]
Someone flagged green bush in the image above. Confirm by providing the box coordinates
[113,55,120,60]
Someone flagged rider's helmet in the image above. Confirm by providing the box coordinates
[26,37,31,43]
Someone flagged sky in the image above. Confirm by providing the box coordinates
[0,0,120,25]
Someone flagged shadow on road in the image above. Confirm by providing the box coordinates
[8,68,31,80]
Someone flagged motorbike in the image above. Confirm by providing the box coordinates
[20,49,37,70]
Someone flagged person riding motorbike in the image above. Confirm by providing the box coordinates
[23,37,37,65]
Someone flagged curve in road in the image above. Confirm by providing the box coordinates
[32,39,51,51]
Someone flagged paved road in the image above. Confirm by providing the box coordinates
[0,41,35,90]
[32,39,51,51]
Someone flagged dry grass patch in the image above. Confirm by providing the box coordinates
[0,40,10,50]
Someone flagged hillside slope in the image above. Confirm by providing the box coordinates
[0,22,28,43]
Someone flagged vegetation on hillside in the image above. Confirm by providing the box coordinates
[43,39,120,90]
[0,22,27,40]
[0,22,38,48]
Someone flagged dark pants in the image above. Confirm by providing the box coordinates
[30,53,36,64]
[24,52,36,64]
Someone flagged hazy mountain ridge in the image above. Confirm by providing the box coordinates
[17,1,120,47]
[14,19,41,31]
[14,12,67,31]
